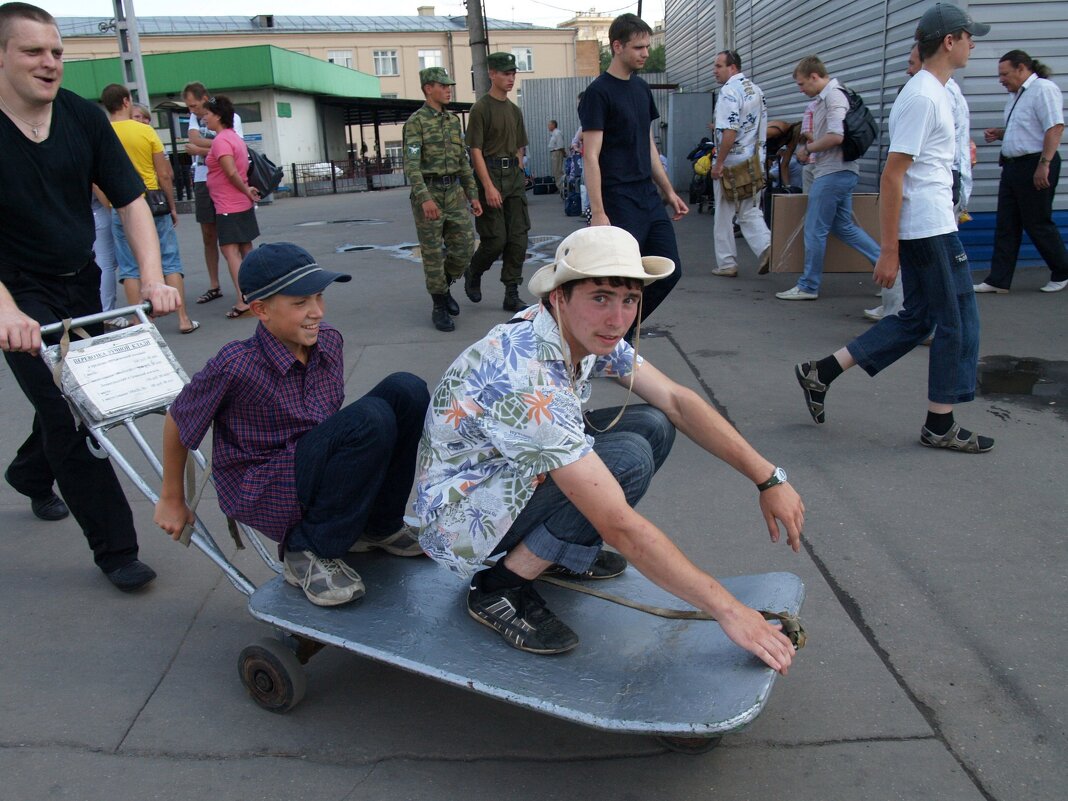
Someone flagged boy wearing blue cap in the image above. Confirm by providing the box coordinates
[155,243,430,606]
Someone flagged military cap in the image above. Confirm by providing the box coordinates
[420,66,456,86]
[486,52,518,72]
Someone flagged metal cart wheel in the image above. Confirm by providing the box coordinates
[656,735,723,754]
[238,637,307,713]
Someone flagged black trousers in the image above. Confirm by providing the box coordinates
[985,153,1068,289]
[2,262,139,573]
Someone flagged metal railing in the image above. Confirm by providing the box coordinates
[289,157,408,197]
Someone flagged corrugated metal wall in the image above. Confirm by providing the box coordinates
[665,0,1068,211]
[520,73,674,179]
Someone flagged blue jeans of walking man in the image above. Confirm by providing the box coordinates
[494,404,676,572]
[799,170,880,295]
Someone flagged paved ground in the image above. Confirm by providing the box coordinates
[2,188,1065,800]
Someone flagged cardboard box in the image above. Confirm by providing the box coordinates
[770,193,880,273]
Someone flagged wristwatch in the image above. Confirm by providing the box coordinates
[757,466,788,492]
[1039,156,1051,164]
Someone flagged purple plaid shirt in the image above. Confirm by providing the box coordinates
[169,322,345,541]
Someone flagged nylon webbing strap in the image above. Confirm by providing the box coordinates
[536,573,807,649]
[177,430,244,550]
[49,318,91,391]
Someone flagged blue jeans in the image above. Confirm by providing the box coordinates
[799,170,880,294]
[112,210,184,281]
[847,233,979,404]
[285,373,430,558]
[495,404,676,572]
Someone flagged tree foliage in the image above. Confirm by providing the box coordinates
[600,43,666,74]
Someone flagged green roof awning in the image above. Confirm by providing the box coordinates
[62,45,381,100]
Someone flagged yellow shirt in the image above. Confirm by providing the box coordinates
[111,119,164,191]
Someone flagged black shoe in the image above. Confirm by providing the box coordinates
[105,560,157,592]
[544,549,627,580]
[444,287,460,316]
[31,493,69,521]
[467,574,579,654]
[464,270,482,303]
[503,284,524,312]
[430,295,455,332]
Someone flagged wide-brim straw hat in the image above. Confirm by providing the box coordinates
[528,226,675,298]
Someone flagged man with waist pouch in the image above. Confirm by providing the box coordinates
[976,49,1068,294]
[403,66,483,332]
[0,2,180,592]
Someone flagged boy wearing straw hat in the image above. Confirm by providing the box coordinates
[414,226,804,669]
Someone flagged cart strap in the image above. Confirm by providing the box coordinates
[178,432,244,550]
[536,573,807,649]
[48,318,91,391]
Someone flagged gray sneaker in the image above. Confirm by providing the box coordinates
[349,524,424,557]
[283,550,365,607]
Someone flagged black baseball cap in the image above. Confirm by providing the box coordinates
[916,3,990,42]
[239,243,351,302]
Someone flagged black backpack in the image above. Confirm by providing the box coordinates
[247,148,284,196]
[838,86,878,161]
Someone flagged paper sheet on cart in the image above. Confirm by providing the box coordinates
[62,329,185,417]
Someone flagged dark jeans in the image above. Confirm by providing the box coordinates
[2,261,140,573]
[495,404,676,572]
[604,181,683,326]
[847,233,979,405]
[285,372,429,558]
[985,153,1068,288]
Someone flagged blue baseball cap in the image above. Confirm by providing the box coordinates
[239,243,351,302]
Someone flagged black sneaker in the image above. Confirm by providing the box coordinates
[467,574,579,655]
[544,549,627,580]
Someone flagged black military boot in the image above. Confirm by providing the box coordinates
[503,283,524,312]
[464,269,482,303]
[431,295,455,332]
[444,282,460,316]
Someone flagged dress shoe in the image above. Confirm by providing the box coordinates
[1039,279,1068,293]
[106,560,157,592]
[31,493,69,521]
[973,282,1008,294]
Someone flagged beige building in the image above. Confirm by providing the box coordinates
[58,9,578,159]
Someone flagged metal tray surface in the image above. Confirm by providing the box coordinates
[247,555,805,736]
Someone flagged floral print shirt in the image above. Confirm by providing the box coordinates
[413,304,640,577]
[714,72,767,164]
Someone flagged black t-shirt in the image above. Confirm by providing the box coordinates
[579,72,659,189]
[0,88,145,275]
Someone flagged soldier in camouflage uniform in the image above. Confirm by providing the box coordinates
[403,67,483,332]
[465,52,530,312]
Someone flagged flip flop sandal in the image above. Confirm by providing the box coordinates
[794,361,827,424]
[196,287,223,304]
[180,321,200,334]
[919,423,993,454]
[226,306,251,319]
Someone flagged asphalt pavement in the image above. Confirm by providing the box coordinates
[2,187,1065,800]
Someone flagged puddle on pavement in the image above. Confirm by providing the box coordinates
[336,235,563,267]
[977,355,1068,420]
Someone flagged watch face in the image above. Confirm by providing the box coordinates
[775,466,787,483]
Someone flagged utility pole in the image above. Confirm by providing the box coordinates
[105,0,150,106]
[466,0,490,98]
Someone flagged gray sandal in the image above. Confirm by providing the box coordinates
[794,362,827,424]
[919,423,994,454]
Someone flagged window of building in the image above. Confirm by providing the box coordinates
[381,93,398,99]
[327,50,353,69]
[373,50,399,76]
[418,49,443,69]
[234,102,262,124]
[512,47,534,72]
[384,141,403,164]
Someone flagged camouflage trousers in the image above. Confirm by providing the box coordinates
[470,164,530,287]
[411,183,476,295]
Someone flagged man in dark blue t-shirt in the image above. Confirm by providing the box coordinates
[0,3,180,592]
[579,13,687,326]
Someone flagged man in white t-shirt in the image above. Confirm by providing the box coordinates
[790,3,995,455]
[182,81,243,305]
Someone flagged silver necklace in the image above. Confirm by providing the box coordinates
[0,93,49,138]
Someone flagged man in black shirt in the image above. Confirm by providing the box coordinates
[580,13,687,327]
[0,3,180,591]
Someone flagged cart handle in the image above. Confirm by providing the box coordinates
[40,302,153,337]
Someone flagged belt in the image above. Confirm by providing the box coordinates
[424,174,462,186]
[999,152,1041,165]
[486,157,518,169]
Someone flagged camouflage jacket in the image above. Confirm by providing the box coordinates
[403,103,478,205]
